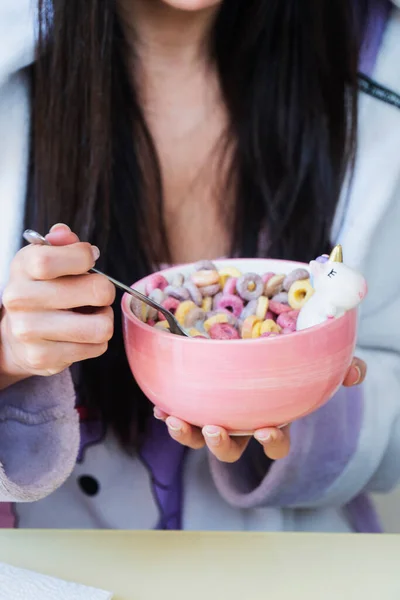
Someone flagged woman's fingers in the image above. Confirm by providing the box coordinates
[156,406,290,462]
[15,242,99,280]
[154,409,205,450]
[3,273,116,311]
[202,426,250,462]
[7,338,109,377]
[254,425,291,460]
[165,416,205,450]
[46,223,80,246]
[343,357,367,387]
[9,306,114,344]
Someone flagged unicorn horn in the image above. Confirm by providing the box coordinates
[329,244,343,263]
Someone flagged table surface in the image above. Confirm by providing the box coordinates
[1,530,400,600]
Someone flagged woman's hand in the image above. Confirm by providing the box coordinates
[154,357,367,463]
[0,224,115,387]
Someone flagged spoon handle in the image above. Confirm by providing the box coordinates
[90,268,162,314]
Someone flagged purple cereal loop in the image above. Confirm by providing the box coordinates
[282,268,310,292]
[223,277,238,295]
[271,291,289,304]
[171,273,184,287]
[184,307,207,328]
[216,294,244,318]
[240,299,257,320]
[316,254,329,263]
[194,260,218,272]
[184,280,203,306]
[200,283,221,297]
[236,273,263,301]
[164,285,190,301]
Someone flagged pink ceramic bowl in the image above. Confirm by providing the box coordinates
[121,259,357,434]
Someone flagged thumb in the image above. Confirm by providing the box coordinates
[45,223,80,246]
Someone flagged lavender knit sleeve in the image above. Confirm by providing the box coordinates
[0,369,79,502]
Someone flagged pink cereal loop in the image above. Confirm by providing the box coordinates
[277,313,297,331]
[223,277,238,295]
[269,300,292,315]
[145,273,169,295]
[209,323,240,340]
[158,297,180,321]
[216,294,244,318]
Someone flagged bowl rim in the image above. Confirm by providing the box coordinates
[121,257,356,344]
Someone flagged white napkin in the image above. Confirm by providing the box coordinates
[0,562,113,599]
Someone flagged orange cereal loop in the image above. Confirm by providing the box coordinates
[241,315,261,339]
[260,319,281,335]
[204,313,229,333]
[256,296,269,320]
[191,270,220,287]
[201,297,213,312]
[264,274,285,298]
[218,266,242,288]
[288,279,314,310]
[174,300,197,326]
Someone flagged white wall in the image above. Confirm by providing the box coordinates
[373,487,400,533]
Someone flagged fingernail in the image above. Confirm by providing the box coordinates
[348,365,361,386]
[50,223,71,232]
[91,245,100,261]
[153,408,165,421]
[203,426,221,446]
[166,417,182,434]
[254,431,271,443]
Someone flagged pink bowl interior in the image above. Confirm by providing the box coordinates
[121,258,357,433]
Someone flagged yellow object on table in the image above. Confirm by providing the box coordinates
[1,530,400,600]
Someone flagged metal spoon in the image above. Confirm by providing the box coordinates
[22,229,189,337]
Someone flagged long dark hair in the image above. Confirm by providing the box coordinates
[29,0,371,448]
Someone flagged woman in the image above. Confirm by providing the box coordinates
[0,0,399,531]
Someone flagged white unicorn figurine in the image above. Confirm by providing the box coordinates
[296,245,368,331]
